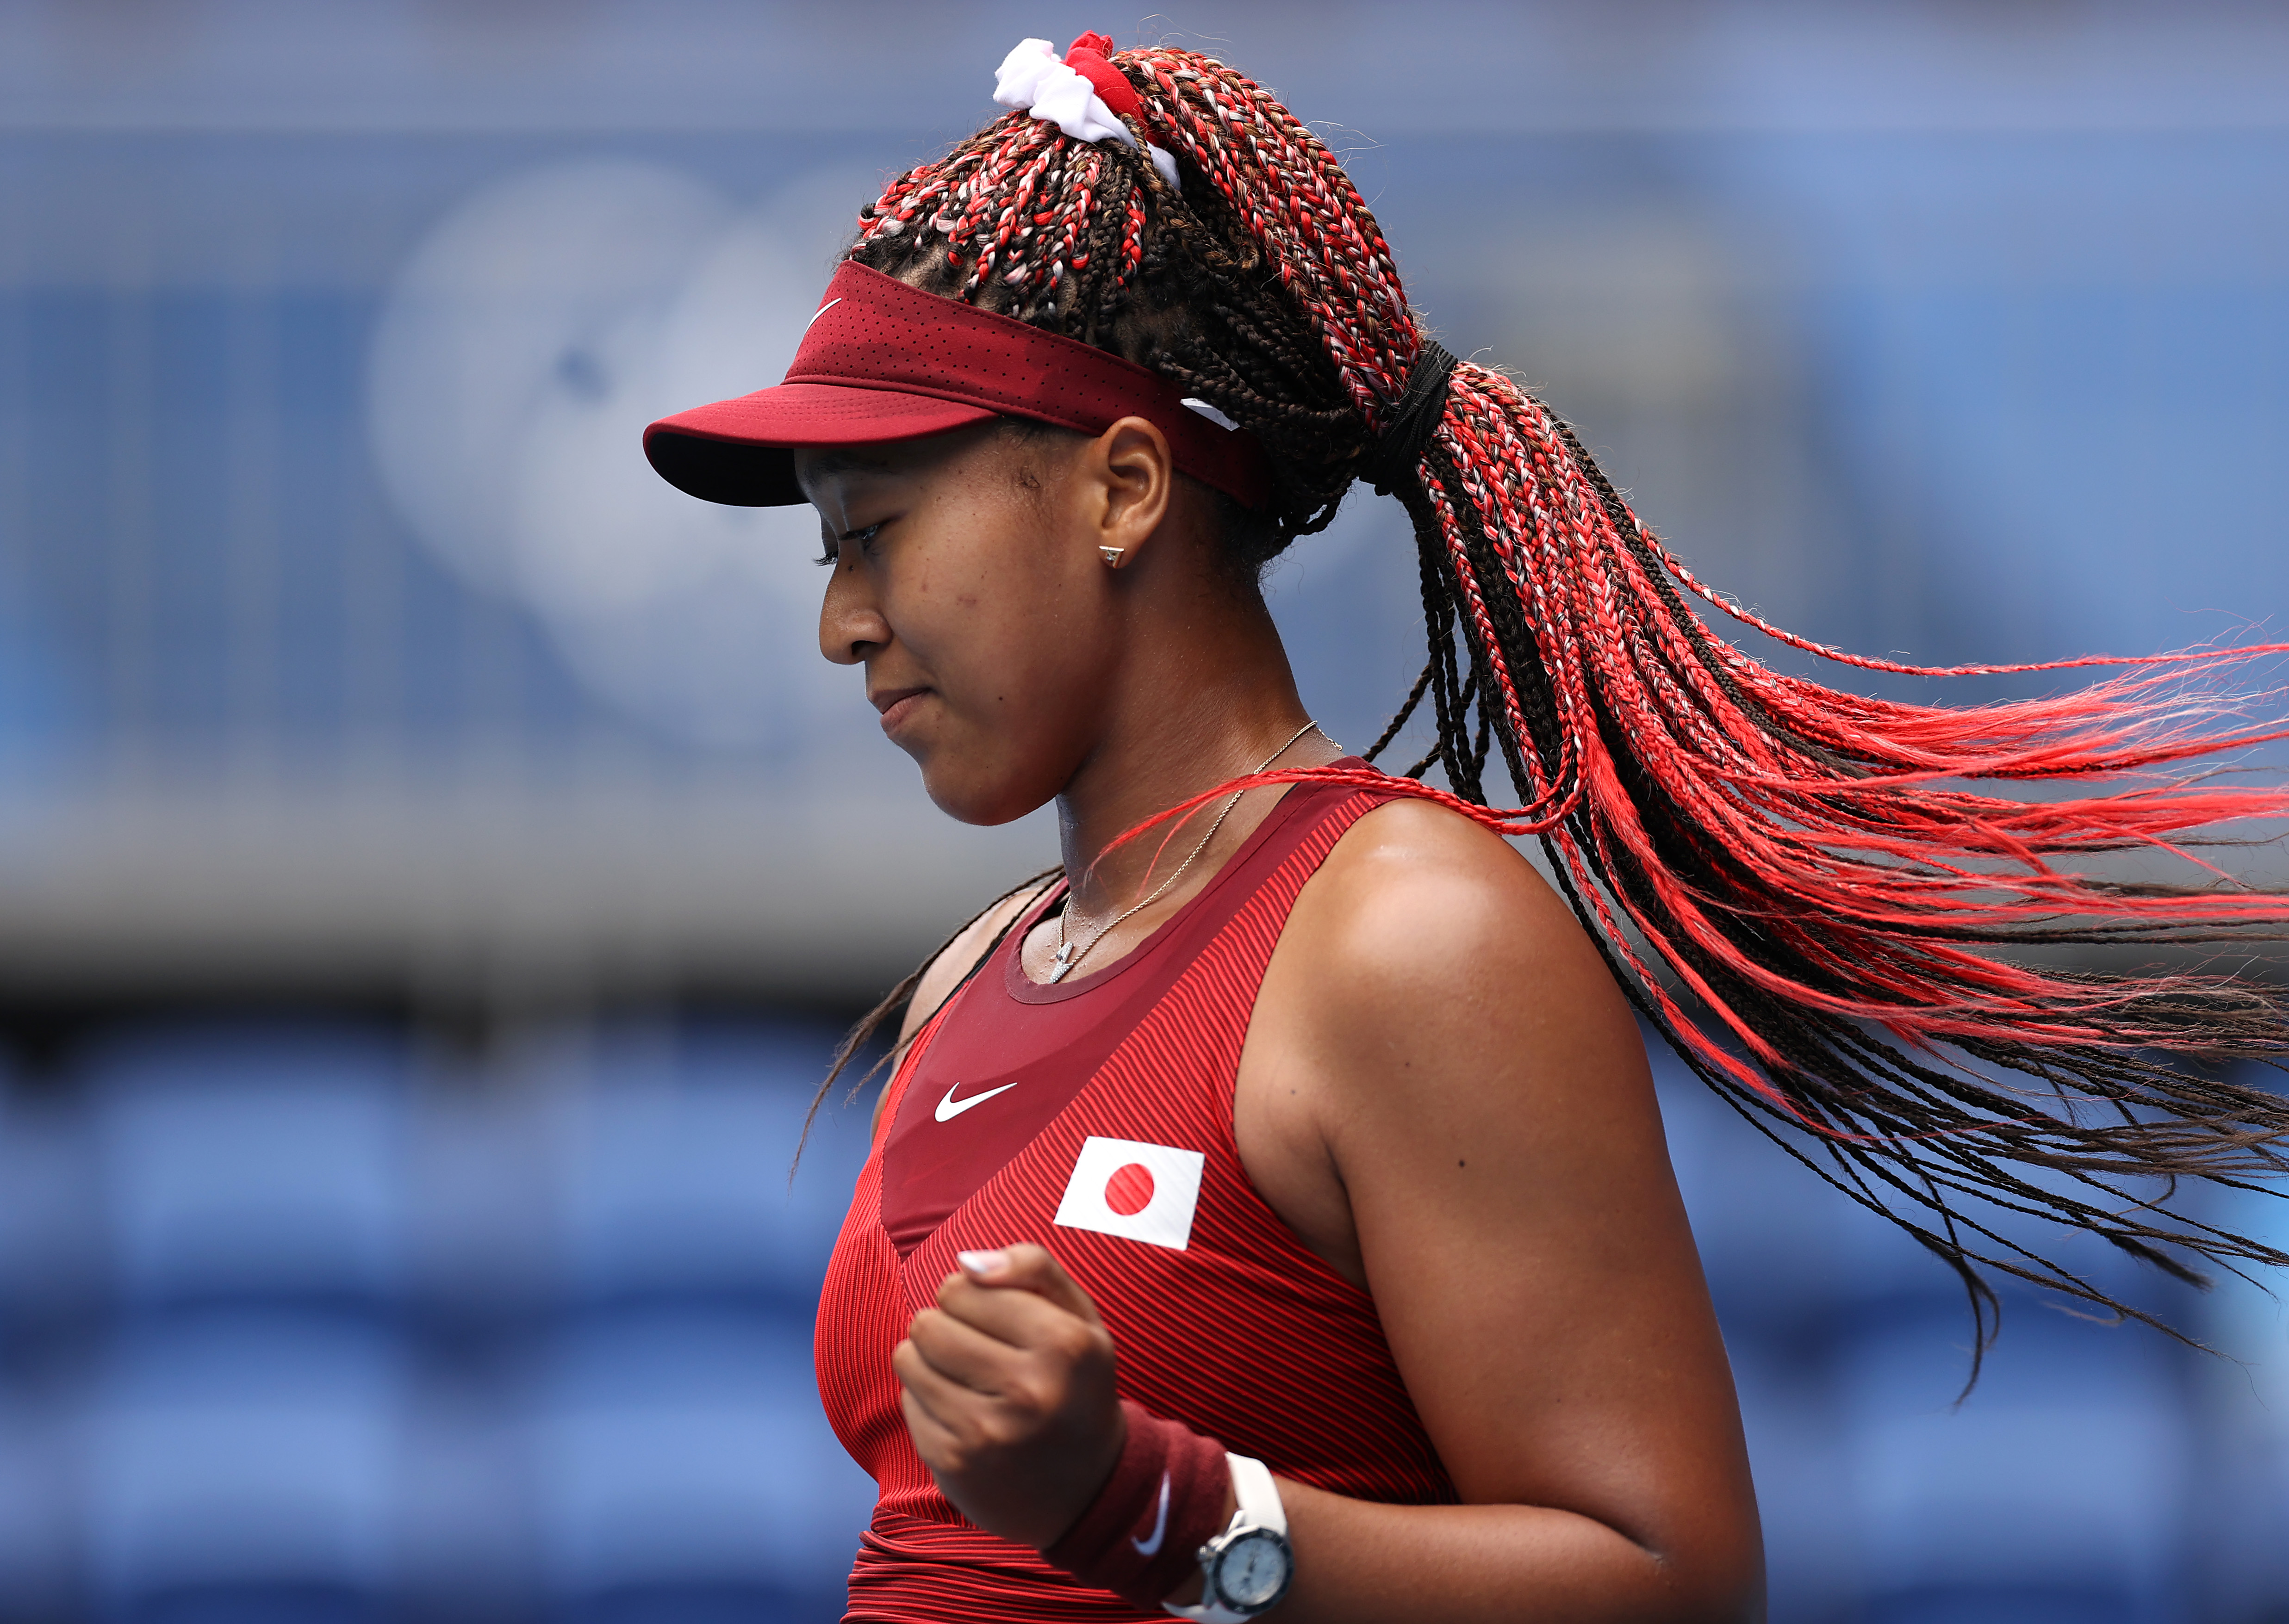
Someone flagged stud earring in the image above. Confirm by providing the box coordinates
[1099,546,1126,567]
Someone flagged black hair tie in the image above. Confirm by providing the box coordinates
[1364,339,1458,495]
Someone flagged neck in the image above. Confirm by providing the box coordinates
[1053,590,1337,918]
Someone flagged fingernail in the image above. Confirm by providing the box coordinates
[956,1248,1008,1277]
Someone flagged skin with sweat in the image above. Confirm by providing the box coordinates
[799,418,1764,1623]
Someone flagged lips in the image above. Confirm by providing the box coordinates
[870,685,931,733]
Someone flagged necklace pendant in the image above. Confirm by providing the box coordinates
[1047,942,1074,984]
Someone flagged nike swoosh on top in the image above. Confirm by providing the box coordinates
[1131,1472,1172,1556]
[804,296,843,331]
[935,1081,1018,1123]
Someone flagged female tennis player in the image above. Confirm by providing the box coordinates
[643,35,2289,1624]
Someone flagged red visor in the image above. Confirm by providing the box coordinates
[643,262,1271,509]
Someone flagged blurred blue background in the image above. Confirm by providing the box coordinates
[2,2,2288,1619]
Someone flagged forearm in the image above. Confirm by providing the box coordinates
[1231,1479,1759,1624]
[901,1251,1760,1622]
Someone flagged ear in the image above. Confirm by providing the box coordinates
[1081,416,1174,568]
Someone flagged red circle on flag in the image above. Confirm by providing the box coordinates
[1104,1162,1156,1216]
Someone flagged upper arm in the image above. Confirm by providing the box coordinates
[871,880,1054,1141]
[1258,801,1759,1586]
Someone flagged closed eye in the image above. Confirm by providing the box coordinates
[815,522,883,566]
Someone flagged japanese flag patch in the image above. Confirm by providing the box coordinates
[1053,1136,1205,1252]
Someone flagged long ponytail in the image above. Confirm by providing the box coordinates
[843,40,2289,1348]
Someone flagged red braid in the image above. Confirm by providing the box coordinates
[838,38,2289,1357]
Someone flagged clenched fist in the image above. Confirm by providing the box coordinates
[893,1242,1127,1550]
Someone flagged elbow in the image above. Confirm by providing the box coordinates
[1639,1538,1765,1624]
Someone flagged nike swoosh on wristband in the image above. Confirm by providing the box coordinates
[935,1081,1018,1122]
[1131,1472,1172,1556]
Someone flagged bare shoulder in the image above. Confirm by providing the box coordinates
[1269,794,1651,1127]
[1299,796,1618,1006]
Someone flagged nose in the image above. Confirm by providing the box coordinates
[818,554,887,667]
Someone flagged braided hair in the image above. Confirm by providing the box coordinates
[812,36,2289,1357]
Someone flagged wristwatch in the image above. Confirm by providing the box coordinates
[1164,1453,1294,1622]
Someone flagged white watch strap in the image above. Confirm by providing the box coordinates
[1225,1452,1288,1536]
[1163,1453,1288,1623]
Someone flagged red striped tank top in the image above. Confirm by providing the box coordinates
[814,769,1457,1623]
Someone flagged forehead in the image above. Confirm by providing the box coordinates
[793,443,914,512]
[798,447,896,480]
[793,422,1023,503]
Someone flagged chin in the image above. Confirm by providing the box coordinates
[914,747,1060,828]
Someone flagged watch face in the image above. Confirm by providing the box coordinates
[1213,1528,1293,1611]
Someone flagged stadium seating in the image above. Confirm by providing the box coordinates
[83,1027,411,1313]
[27,1017,876,1624]
[81,1310,407,1624]
[531,1305,871,1623]
[0,1014,2266,1622]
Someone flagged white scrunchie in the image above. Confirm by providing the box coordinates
[993,38,1181,190]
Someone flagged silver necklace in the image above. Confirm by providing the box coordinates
[1048,720,1326,985]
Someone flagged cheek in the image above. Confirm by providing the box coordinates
[922,584,1089,734]
[896,527,1102,719]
